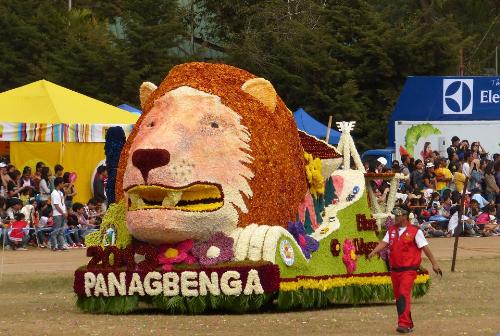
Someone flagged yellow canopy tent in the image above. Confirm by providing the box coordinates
[0,80,138,203]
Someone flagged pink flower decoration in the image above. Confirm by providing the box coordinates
[191,232,234,267]
[342,239,357,274]
[157,239,196,271]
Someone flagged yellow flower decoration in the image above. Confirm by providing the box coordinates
[280,273,430,292]
[304,152,325,197]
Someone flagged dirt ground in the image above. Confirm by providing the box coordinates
[0,237,498,336]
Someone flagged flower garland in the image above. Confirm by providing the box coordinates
[280,271,430,292]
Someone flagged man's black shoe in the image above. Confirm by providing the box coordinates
[396,326,413,333]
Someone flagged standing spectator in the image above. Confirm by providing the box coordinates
[448,152,459,174]
[50,164,64,192]
[483,162,498,202]
[435,158,452,192]
[447,136,460,160]
[462,151,473,178]
[0,162,9,193]
[63,172,77,211]
[420,142,433,162]
[39,166,52,202]
[468,159,484,191]
[392,160,401,173]
[18,167,35,202]
[410,159,425,192]
[49,177,68,252]
[32,161,45,193]
[457,140,469,161]
[471,142,486,158]
[453,162,466,193]
[400,155,410,176]
[93,165,108,210]
[423,162,437,191]
[7,170,24,198]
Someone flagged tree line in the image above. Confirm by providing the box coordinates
[1,0,499,150]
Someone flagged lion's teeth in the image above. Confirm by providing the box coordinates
[162,191,183,207]
[129,193,140,210]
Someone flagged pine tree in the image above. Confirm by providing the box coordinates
[304,208,313,235]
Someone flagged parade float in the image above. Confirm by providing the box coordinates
[74,62,430,314]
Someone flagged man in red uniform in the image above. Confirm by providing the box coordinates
[368,205,442,334]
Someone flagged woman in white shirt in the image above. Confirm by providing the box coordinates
[39,167,52,202]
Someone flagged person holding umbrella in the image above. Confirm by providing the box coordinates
[368,205,442,334]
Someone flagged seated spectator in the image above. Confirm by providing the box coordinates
[476,204,500,236]
[448,152,459,175]
[411,159,425,192]
[85,198,104,225]
[6,198,23,220]
[8,212,29,250]
[435,158,452,192]
[484,162,499,202]
[73,202,98,239]
[423,162,437,191]
[36,205,53,248]
[65,214,83,248]
[470,188,489,209]
[453,162,466,193]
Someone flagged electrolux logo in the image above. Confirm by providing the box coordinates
[443,79,473,114]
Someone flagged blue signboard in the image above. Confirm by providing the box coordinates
[389,76,500,145]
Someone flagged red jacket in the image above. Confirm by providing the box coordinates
[9,220,28,242]
[388,223,422,270]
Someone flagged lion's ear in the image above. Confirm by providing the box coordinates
[241,78,277,112]
[139,82,158,109]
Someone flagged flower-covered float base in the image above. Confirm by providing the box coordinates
[75,265,429,314]
[76,187,431,314]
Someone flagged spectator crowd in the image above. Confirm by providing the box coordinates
[0,161,108,251]
[367,136,500,238]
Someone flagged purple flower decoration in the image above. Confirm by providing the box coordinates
[192,232,234,267]
[287,221,319,259]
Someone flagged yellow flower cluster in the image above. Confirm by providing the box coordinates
[280,273,430,292]
[304,152,325,197]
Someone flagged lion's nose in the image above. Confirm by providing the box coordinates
[132,149,170,182]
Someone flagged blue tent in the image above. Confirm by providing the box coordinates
[293,108,340,144]
[389,76,500,146]
[117,104,141,114]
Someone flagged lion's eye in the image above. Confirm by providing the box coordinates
[147,121,155,128]
[210,122,219,129]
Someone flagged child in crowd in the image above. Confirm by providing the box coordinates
[8,213,30,250]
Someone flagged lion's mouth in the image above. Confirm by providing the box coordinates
[126,183,224,212]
